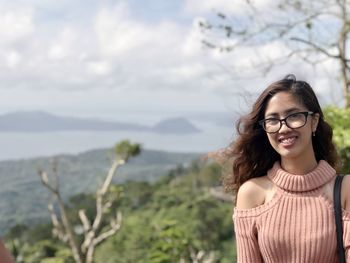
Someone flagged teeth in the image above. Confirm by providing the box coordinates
[281,137,295,143]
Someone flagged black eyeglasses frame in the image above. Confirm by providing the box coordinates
[258,111,314,134]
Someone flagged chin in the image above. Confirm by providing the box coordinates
[274,145,301,160]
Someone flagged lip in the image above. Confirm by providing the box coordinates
[278,135,298,147]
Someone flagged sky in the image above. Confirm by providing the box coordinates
[0,0,344,124]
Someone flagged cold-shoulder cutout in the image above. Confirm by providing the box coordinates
[236,176,272,210]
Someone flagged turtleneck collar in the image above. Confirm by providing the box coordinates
[267,160,336,192]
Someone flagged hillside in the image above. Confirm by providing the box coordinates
[3,159,236,262]
[0,147,201,235]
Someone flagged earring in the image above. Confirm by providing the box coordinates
[312,131,315,137]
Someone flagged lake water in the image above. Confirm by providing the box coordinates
[0,121,235,161]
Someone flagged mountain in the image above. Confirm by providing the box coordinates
[0,147,202,235]
[152,117,201,133]
[0,111,201,134]
[0,111,147,132]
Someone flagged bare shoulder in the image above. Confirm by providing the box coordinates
[342,174,350,211]
[236,176,273,209]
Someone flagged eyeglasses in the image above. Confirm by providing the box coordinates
[259,111,314,133]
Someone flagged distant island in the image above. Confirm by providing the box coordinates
[0,111,201,134]
[153,117,200,133]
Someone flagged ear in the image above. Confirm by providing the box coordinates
[312,113,320,132]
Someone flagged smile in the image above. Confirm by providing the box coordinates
[278,136,298,145]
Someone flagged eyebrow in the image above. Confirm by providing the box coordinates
[265,107,303,118]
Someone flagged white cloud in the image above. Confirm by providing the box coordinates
[182,18,207,57]
[184,0,242,14]
[184,0,273,15]
[47,28,77,60]
[164,63,206,81]
[0,9,34,45]
[6,50,21,68]
[94,3,150,57]
[86,61,111,75]
[0,0,339,121]
[93,3,186,61]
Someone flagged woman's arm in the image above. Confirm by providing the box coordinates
[234,215,263,263]
[343,174,350,211]
[0,240,14,263]
[234,179,266,263]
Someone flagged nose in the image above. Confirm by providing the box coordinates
[279,120,291,133]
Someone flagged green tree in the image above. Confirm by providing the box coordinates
[148,219,190,262]
[324,106,350,172]
[94,161,234,262]
[12,239,73,263]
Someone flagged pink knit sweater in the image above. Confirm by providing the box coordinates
[233,160,350,262]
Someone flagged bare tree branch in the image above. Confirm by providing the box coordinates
[100,160,125,195]
[78,209,91,234]
[200,0,350,107]
[48,203,67,242]
[39,171,58,195]
[93,212,122,246]
[290,37,343,59]
[39,141,141,263]
[38,169,83,263]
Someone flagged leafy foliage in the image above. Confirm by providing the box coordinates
[114,140,141,161]
[5,161,236,262]
[323,106,350,172]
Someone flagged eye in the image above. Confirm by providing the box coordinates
[287,112,303,120]
[265,118,279,125]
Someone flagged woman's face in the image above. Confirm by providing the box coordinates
[263,91,319,162]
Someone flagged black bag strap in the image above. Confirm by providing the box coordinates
[334,174,345,263]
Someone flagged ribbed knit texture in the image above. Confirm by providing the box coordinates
[233,160,350,263]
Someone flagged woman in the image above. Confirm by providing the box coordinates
[227,74,350,262]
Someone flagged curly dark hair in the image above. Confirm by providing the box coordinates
[223,74,340,197]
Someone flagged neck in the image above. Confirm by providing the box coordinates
[281,155,318,175]
[268,159,336,192]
